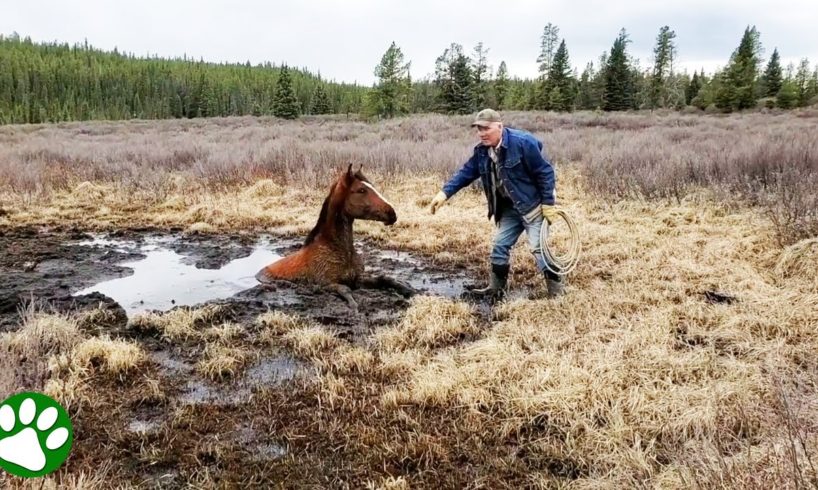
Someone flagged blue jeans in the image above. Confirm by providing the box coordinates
[490,205,560,279]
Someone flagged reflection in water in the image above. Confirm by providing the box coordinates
[74,243,281,316]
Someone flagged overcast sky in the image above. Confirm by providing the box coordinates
[3,0,817,84]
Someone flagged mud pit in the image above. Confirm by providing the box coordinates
[3,227,545,486]
[0,226,476,334]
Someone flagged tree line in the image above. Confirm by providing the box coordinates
[0,33,364,124]
[1,26,817,124]
[371,24,818,117]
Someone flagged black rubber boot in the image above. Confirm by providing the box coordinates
[466,263,510,299]
[543,268,566,298]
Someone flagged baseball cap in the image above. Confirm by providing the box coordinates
[470,108,502,127]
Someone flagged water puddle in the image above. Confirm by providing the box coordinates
[369,249,472,297]
[228,424,289,462]
[179,379,249,406]
[127,418,162,435]
[244,355,303,385]
[149,350,306,406]
[74,237,282,316]
[231,424,288,461]
[77,235,176,252]
[150,350,194,375]
[138,468,179,487]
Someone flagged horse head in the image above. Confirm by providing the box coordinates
[335,164,397,225]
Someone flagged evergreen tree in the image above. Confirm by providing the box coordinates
[632,64,652,110]
[472,42,490,108]
[776,80,798,109]
[716,26,762,111]
[273,65,300,119]
[603,29,635,111]
[794,58,814,107]
[691,71,719,110]
[537,23,560,78]
[170,92,184,118]
[686,70,701,105]
[592,52,609,108]
[434,43,474,114]
[762,48,783,98]
[545,40,574,111]
[310,83,331,114]
[650,26,677,109]
[576,62,599,110]
[371,42,412,118]
[810,66,818,105]
[494,61,509,109]
[409,78,438,113]
[7,28,818,122]
[505,79,527,110]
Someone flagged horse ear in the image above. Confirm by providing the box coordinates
[343,164,354,185]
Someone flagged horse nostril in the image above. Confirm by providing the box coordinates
[386,209,397,225]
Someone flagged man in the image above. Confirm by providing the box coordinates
[429,108,565,298]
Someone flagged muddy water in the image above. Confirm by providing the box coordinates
[72,234,474,317]
[231,423,288,461]
[370,249,471,297]
[0,227,483,339]
[149,350,306,406]
[129,349,306,456]
[73,238,281,316]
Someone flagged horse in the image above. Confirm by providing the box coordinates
[255,164,414,310]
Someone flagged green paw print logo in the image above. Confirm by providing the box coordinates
[0,392,73,478]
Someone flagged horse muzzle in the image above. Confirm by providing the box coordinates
[383,209,397,225]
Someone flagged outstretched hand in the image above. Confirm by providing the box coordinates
[429,191,448,215]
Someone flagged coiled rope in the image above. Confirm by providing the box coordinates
[539,209,581,276]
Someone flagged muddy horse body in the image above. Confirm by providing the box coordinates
[256,165,411,309]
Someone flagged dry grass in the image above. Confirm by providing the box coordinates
[0,462,117,489]
[129,304,226,342]
[256,310,309,338]
[72,336,145,374]
[326,345,376,375]
[282,325,342,360]
[1,111,815,243]
[196,344,251,381]
[375,296,478,352]
[130,307,254,381]
[1,306,84,399]
[202,322,244,342]
[3,306,83,358]
[366,475,410,490]
[1,306,148,412]
[775,237,818,292]
[366,183,817,486]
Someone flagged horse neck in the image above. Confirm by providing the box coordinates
[307,186,355,254]
[326,211,354,252]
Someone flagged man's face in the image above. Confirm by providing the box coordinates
[475,122,503,147]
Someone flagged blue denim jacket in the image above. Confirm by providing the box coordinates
[442,127,556,220]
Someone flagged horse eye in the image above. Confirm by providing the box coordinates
[357,188,367,193]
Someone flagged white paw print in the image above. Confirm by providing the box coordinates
[0,397,70,472]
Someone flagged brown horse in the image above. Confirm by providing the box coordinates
[255,164,414,310]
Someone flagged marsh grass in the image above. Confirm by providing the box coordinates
[1,112,817,487]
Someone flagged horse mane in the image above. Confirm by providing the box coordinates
[303,168,369,246]
[304,182,335,246]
